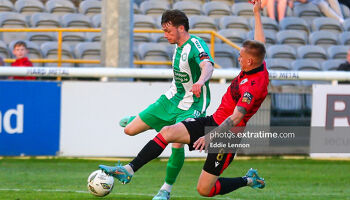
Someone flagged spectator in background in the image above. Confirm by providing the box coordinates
[295,0,344,23]
[261,0,293,22]
[11,41,36,80]
[337,49,350,84]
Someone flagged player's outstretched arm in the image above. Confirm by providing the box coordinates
[191,61,214,98]
[252,0,266,44]
[193,106,246,151]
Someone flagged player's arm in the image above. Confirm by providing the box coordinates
[253,0,266,44]
[191,60,214,98]
[193,106,246,151]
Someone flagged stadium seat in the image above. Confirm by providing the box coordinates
[343,18,350,31]
[321,59,344,71]
[91,14,101,28]
[41,42,74,67]
[327,45,349,59]
[232,2,254,18]
[79,0,101,16]
[0,12,28,44]
[219,16,250,32]
[339,31,350,45]
[276,30,307,49]
[189,15,217,30]
[297,45,327,62]
[293,2,321,23]
[302,80,329,116]
[134,14,157,29]
[134,33,152,44]
[247,30,277,46]
[61,32,86,48]
[265,58,293,71]
[140,0,169,17]
[138,42,171,69]
[86,32,100,42]
[31,13,61,28]
[270,80,304,116]
[9,40,42,65]
[62,13,92,28]
[309,31,338,49]
[75,42,100,67]
[292,59,321,71]
[279,17,309,35]
[249,16,279,33]
[151,33,168,43]
[311,17,343,33]
[173,1,202,16]
[202,1,231,20]
[15,0,44,16]
[211,43,238,68]
[217,29,246,46]
[46,0,76,16]
[0,40,10,59]
[209,0,234,6]
[0,0,14,12]
[27,32,56,46]
[267,45,296,60]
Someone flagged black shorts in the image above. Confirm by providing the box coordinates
[182,115,236,176]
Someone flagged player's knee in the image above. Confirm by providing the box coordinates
[197,185,211,197]
[124,126,137,136]
[159,126,174,142]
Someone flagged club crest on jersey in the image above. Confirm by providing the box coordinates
[240,78,248,85]
[242,92,253,104]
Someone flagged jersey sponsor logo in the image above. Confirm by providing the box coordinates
[181,52,188,62]
[193,110,201,118]
[240,78,248,85]
[199,52,209,61]
[174,70,190,83]
[251,80,256,86]
[194,40,203,50]
[242,92,253,104]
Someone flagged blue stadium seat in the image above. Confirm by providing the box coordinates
[46,0,76,16]
[140,0,169,17]
[218,29,246,46]
[293,2,321,23]
[219,16,250,32]
[292,59,321,71]
[86,32,100,42]
[61,32,86,48]
[138,42,171,69]
[75,42,101,67]
[279,17,309,35]
[79,0,101,16]
[15,0,44,17]
[173,1,202,16]
[41,42,74,67]
[249,16,279,33]
[91,14,101,28]
[0,40,10,59]
[339,31,350,45]
[297,45,327,63]
[134,14,157,29]
[267,45,297,60]
[311,17,343,33]
[211,43,238,68]
[232,2,254,18]
[247,30,277,46]
[0,12,28,43]
[62,13,92,28]
[31,13,61,28]
[276,30,307,49]
[27,32,56,46]
[202,1,231,20]
[265,58,293,71]
[321,59,344,71]
[0,0,14,12]
[327,45,349,59]
[309,31,338,49]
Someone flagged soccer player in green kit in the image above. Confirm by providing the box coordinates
[118,9,214,200]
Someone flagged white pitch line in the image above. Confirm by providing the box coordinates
[0,188,242,200]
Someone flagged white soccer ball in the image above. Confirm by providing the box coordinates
[87,169,114,197]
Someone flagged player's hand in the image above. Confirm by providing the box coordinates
[193,136,207,152]
[250,0,262,13]
[190,80,204,98]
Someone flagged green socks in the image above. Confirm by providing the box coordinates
[164,147,185,185]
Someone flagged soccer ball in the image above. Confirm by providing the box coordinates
[87,170,114,197]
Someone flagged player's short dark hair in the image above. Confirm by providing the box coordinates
[13,41,27,50]
[161,9,189,32]
[242,40,266,64]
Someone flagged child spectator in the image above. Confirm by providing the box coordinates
[11,41,36,80]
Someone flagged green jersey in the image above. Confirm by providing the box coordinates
[164,35,214,115]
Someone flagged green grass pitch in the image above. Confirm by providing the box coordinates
[0,157,349,200]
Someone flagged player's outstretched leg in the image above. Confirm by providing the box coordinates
[245,168,265,189]
[119,116,136,127]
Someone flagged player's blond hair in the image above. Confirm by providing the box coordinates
[242,40,266,65]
